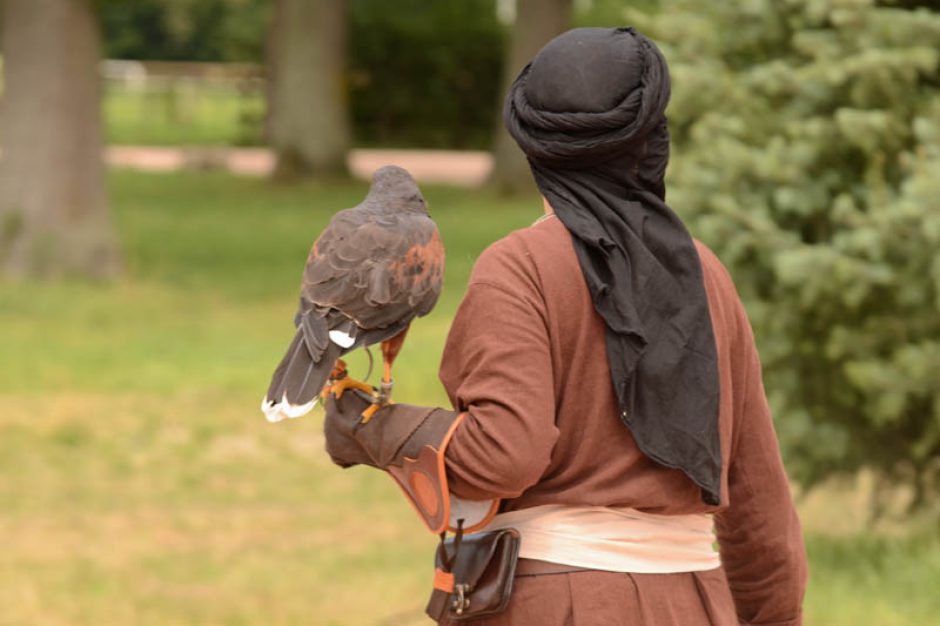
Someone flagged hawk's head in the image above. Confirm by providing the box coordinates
[368,165,428,214]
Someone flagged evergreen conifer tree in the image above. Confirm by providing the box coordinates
[634,0,940,508]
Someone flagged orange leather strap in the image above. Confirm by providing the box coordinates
[433,568,455,593]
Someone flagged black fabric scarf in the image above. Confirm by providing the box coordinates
[504,27,722,505]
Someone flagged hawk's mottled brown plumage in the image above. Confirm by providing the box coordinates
[262,166,444,423]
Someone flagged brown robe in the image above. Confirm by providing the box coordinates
[439,215,807,625]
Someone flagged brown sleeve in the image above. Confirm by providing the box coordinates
[715,297,808,626]
[438,240,560,500]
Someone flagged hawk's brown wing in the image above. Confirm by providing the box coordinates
[302,207,444,331]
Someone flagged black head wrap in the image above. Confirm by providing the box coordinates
[505,27,721,505]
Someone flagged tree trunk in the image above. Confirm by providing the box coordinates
[0,0,120,278]
[489,0,572,195]
[266,0,350,180]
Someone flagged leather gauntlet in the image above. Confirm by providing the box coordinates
[324,389,499,534]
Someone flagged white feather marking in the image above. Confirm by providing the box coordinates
[329,329,356,348]
[261,394,319,423]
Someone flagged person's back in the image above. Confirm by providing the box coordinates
[439,212,806,625]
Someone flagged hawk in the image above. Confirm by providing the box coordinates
[261,165,444,423]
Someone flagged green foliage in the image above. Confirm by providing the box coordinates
[100,0,270,63]
[632,0,940,504]
[348,0,505,149]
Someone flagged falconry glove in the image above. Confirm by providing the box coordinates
[323,390,499,535]
[324,389,455,469]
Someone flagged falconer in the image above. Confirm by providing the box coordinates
[324,27,807,626]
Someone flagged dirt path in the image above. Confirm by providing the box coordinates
[107,146,493,187]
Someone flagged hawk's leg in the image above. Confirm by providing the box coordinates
[360,326,410,423]
[322,359,374,400]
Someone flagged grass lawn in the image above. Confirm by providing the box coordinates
[105,84,265,147]
[1,170,938,625]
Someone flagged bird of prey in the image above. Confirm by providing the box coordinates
[261,165,444,424]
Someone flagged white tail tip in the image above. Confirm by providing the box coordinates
[261,394,318,423]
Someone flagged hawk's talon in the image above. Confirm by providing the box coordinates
[360,402,383,424]
[326,365,375,400]
[359,378,394,424]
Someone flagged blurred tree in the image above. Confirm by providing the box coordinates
[489,0,573,194]
[266,0,349,179]
[0,0,120,278]
[633,0,940,509]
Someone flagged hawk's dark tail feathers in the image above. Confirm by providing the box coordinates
[261,326,342,423]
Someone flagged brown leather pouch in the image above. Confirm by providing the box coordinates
[425,527,521,622]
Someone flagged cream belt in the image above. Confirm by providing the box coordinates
[482,504,721,574]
